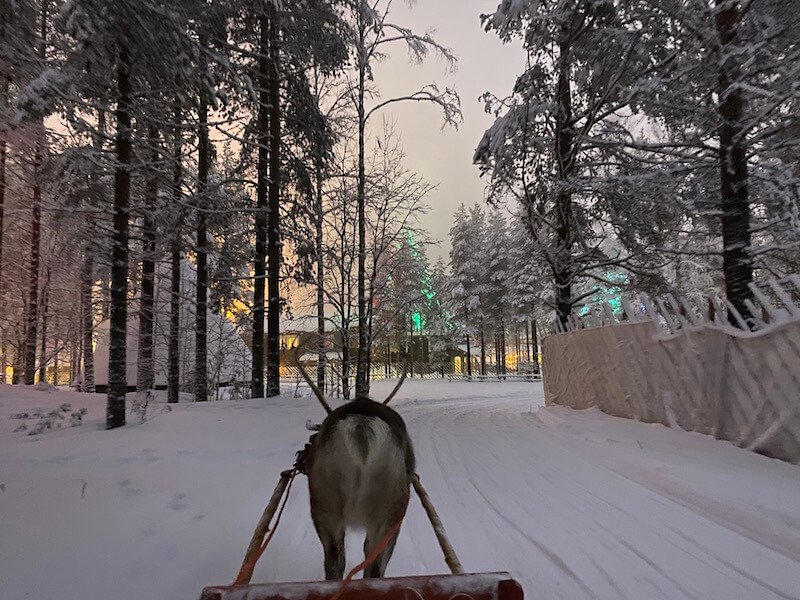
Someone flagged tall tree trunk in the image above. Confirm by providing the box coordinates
[341,341,350,400]
[464,303,472,377]
[315,162,326,392]
[107,39,132,429]
[195,83,209,402]
[24,152,41,384]
[554,34,575,329]
[479,324,486,376]
[494,332,500,375]
[339,230,350,399]
[355,7,369,398]
[168,106,182,404]
[715,0,752,324]
[24,0,48,385]
[82,250,95,392]
[531,318,540,374]
[169,242,181,402]
[409,316,414,379]
[501,326,507,374]
[251,14,269,399]
[137,127,158,391]
[525,321,531,363]
[38,268,49,383]
[265,6,281,398]
[0,78,6,295]
[52,337,58,386]
[81,108,103,394]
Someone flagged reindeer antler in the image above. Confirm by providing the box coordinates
[383,349,410,406]
[292,347,332,415]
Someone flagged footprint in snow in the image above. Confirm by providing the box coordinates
[120,455,160,464]
[118,480,143,496]
[142,526,158,537]
[169,493,190,511]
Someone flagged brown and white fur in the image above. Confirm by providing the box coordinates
[296,353,413,580]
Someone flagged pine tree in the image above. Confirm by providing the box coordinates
[484,210,510,374]
[476,0,676,327]
[136,126,159,393]
[448,205,474,376]
[467,203,489,375]
[40,0,217,423]
[631,0,800,320]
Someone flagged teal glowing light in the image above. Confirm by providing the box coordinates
[579,271,627,316]
[403,230,435,332]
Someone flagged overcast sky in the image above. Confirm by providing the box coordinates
[369,0,526,261]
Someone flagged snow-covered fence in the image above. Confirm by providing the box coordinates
[551,276,800,335]
[542,276,800,464]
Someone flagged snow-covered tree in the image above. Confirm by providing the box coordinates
[14,0,226,422]
[484,209,511,373]
[475,0,679,327]
[448,204,478,375]
[345,0,462,397]
[507,216,545,369]
[225,0,349,398]
[628,0,800,321]
[450,203,492,374]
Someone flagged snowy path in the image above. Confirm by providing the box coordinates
[1,381,800,600]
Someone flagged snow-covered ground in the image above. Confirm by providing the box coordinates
[1,380,799,600]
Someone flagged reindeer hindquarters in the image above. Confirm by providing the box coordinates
[308,410,413,579]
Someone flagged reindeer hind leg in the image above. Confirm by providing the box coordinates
[363,521,400,578]
[318,523,346,580]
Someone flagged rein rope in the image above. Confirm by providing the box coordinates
[232,467,299,586]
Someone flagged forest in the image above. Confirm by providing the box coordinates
[0,0,798,429]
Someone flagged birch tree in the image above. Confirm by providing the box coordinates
[347,0,461,397]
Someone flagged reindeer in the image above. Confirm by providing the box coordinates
[294,351,412,580]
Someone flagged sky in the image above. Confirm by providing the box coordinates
[369,0,526,262]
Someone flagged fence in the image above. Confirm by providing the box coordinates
[542,277,800,464]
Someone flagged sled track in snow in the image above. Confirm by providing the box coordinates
[387,382,800,600]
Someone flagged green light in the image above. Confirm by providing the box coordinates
[579,271,627,316]
[412,310,423,331]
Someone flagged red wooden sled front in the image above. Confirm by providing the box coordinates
[201,571,524,600]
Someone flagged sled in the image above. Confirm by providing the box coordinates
[200,446,525,600]
[201,571,524,600]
